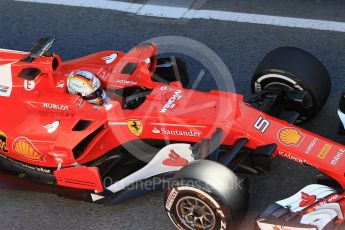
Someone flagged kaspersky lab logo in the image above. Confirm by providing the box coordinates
[0,130,8,153]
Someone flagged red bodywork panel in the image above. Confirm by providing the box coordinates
[54,166,103,192]
[0,44,344,191]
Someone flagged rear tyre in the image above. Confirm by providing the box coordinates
[164,160,248,230]
[251,47,331,122]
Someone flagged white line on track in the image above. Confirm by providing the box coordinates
[15,0,345,33]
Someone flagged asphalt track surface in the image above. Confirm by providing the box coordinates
[1,0,345,229]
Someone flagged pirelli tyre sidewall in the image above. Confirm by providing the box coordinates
[165,185,231,230]
[164,160,248,230]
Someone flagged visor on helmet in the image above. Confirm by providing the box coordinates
[82,87,104,101]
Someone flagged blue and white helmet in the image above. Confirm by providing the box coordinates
[67,70,106,105]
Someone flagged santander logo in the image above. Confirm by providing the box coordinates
[163,150,188,167]
[299,192,317,207]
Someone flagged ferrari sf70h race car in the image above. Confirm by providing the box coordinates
[0,37,343,230]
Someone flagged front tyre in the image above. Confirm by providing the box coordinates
[251,47,331,122]
[164,160,248,230]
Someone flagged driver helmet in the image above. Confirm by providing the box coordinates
[67,70,106,105]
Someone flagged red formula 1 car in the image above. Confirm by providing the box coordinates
[0,38,342,230]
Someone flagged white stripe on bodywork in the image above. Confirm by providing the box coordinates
[151,123,206,128]
[106,143,194,193]
[301,208,338,230]
[107,122,127,126]
[0,63,13,97]
[276,184,336,213]
[315,203,343,219]
[108,121,206,128]
[256,221,316,230]
[0,48,28,54]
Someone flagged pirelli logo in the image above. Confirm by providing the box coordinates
[318,144,332,159]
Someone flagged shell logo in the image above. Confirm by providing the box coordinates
[12,137,46,162]
[278,127,304,146]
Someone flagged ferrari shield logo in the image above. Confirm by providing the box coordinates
[127,119,143,136]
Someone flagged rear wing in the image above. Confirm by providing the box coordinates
[16,37,61,81]
[21,37,56,62]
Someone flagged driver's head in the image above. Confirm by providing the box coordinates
[67,70,106,105]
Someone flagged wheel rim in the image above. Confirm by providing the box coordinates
[255,74,314,116]
[176,196,216,230]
